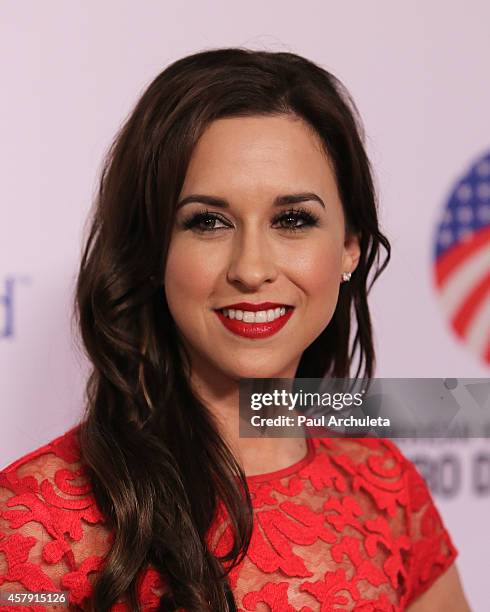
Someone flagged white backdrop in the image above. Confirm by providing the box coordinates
[1,2,488,610]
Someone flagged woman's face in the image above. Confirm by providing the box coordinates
[164,114,360,384]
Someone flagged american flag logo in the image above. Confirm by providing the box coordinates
[434,151,490,366]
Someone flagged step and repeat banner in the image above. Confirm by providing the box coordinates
[1,2,488,609]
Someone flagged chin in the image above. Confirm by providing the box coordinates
[222,360,294,381]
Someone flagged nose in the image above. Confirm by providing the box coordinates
[226,227,278,289]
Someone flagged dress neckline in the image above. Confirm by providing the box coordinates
[245,435,315,483]
[67,423,317,485]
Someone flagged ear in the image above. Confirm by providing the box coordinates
[342,231,361,275]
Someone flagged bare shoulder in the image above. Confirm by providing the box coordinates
[406,563,471,611]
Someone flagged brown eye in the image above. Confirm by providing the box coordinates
[182,210,231,233]
[272,208,320,232]
[182,206,320,234]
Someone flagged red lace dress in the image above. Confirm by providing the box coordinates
[0,426,457,611]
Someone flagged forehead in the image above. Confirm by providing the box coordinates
[181,114,336,195]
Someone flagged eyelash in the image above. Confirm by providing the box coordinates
[181,207,320,233]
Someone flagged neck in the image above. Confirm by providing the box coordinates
[185,352,307,477]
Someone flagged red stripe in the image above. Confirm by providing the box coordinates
[434,226,490,287]
[485,337,490,365]
[451,272,490,337]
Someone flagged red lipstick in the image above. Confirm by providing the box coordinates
[214,304,294,339]
[217,301,292,311]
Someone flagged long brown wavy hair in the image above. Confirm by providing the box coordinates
[73,47,390,611]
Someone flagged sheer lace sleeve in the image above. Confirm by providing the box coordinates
[401,454,458,605]
[0,429,112,611]
[0,429,166,612]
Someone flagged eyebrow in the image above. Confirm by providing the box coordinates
[176,192,326,210]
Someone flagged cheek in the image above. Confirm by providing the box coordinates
[290,239,343,327]
[164,240,220,311]
[291,239,342,293]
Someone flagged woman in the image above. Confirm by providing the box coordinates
[0,48,469,611]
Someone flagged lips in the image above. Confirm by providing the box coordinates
[217,301,292,312]
[215,306,294,339]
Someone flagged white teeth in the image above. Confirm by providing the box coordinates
[221,307,290,323]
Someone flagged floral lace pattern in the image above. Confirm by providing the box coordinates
[0,427,457,611]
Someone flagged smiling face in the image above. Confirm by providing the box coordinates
[164,114,360,385]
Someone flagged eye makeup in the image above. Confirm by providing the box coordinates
[180,206,321,234]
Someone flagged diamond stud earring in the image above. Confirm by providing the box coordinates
[341,272,352,282]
